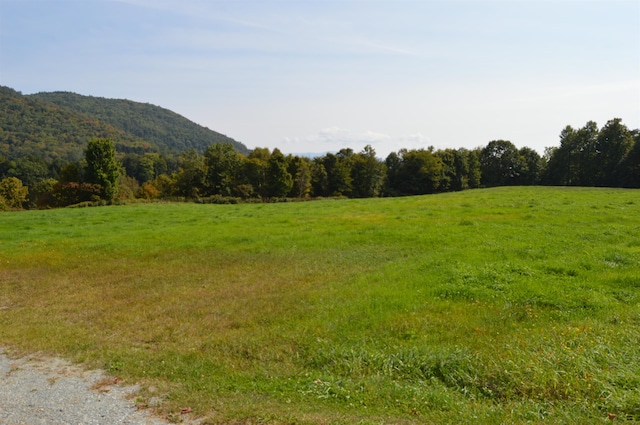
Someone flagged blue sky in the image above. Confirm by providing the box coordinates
[1,0,638,157]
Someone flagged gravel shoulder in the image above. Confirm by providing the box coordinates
[0,348,199,425]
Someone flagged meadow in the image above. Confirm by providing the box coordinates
[0,186,638,424]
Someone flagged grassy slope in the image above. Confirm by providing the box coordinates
[0,187,638,424]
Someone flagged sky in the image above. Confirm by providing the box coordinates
[1,0,639,158]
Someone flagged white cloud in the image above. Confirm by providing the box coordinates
[281,127,432,158]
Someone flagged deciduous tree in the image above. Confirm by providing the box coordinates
[594,118,634,186]
[288,155,313,198]
[314,152,352,197]
[204,143,241,196]
[515,147,543,185]
[479,140,522,187]
[241,148,271,199]
[385,148,442,195]
[174,149,207,198]
[0,176,28,210]
[84,138,120,200]
[619,130,640,188]
[544,119,635,187]
[350,145,386,198]
[266,148,293,198]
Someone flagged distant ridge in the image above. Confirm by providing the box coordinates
[30,91,248,155]
[0,86,140,162]
[0,86,248,163]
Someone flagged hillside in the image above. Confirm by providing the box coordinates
[0,86,248,163]
[30,91,248,155]
[0,86,150,162]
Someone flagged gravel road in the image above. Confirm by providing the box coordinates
[0,349,198,425]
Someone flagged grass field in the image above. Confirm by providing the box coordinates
[1,186,639,424]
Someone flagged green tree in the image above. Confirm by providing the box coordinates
[84,138,120,201]
[29,178,57,208]
[465,148,482,189]
[350,145,386,198]
[204,143,241,196]
[384,151,402,196]
[543,127,574,185]
[311,160,329,197]
[241,148,271,199]
[385,148,442,195]
[59,162,82,183]
[122,154,151,184]
[174,149,207,198]
[118,175,140,200]
[266,148,293,198]
[152,174,175,197]
[288,155,313,198]
[0,176,28,210]
[571,121,599,186]
[10,155,50,187]
[619,130,640,188]
[543,119,632,187]
[594,118,634,186]
[314,152,352,197]
[435,149,455,192]
[0,155,9,179]
[435,148,472,192]
[479,140,523,187]
[515,147,543,185]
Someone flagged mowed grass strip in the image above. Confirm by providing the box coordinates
[1,187,639,424]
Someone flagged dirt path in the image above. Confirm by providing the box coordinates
[0,348,200,425]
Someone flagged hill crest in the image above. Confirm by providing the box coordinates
[29,91,248,155]
[0,86,248,162]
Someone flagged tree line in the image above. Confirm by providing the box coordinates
[1,118,638,210]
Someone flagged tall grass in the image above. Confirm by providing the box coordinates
[1,187,638,424]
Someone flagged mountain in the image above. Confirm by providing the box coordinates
[0,86,248,163]
[29,91,248,155]
[0,86,147,162]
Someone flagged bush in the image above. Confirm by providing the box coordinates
[197,195,240,204]
[0,177,28,210]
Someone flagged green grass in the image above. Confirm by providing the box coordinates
[1,187,639,424]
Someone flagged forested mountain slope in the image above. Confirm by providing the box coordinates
[0,86,150,162]
[29,91,247,155]
[0,86,248,163]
